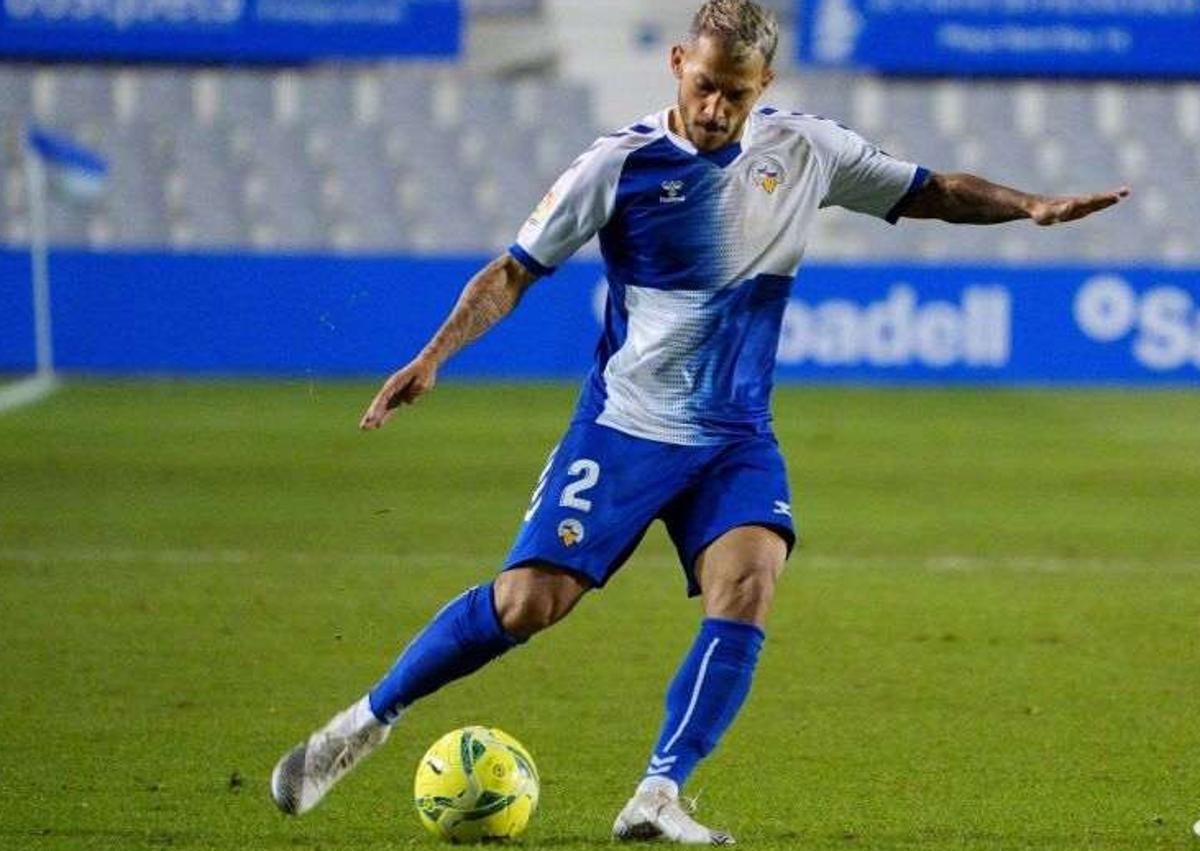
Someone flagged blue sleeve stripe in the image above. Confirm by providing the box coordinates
[508,242,556,278]
[885,165,932,224]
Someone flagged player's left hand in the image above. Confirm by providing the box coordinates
[359,356,439,431]
[1028,185,1130,226]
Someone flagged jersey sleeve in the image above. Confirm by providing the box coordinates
[510,138,624,277]
[818,123,930,224]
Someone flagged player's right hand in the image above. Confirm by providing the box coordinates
[359,356,439,430]
[1028,185,1130,226]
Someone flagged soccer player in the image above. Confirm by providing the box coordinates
[271,0,1128,842]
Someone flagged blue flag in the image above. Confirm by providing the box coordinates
[27,126,108,203]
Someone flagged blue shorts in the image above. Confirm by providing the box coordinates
[503,420,796,597]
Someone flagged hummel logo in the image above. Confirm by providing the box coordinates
[773,500,792,517]
[646,753,678,776]
[659,180,686,204]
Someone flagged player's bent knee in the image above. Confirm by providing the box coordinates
[697,530,787,625]
[703,566,779,625]
[715,560,780,603]
[493,565,591,638]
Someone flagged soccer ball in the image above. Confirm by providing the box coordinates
[413,726,540,842]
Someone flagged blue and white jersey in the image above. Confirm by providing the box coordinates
[510,106,929,446]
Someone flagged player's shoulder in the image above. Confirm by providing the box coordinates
[752,106,859,150]
[555,113,667,184]
[582,112,669,161]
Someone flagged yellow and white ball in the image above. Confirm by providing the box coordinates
[413,726,540,842]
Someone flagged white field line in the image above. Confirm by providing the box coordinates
[0,547,430,568]
[0,373,58,414]
[818,554,1200,572]
[0,546,1197,573]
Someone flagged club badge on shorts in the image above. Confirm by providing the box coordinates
[557,518,585,547]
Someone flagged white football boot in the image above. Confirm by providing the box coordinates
[270,696,392,815]
[613,779,735,845]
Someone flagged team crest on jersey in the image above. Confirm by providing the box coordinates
[557,518,585,547]
[528,190,557,227]
[659,180,687,204]
[751,156,786,195]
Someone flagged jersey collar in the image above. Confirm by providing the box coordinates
[660,107,754,169]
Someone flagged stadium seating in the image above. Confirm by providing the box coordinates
[2,59,1196,262]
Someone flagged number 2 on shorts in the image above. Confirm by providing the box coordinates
[523,454,601,521]
[559,459,600,512]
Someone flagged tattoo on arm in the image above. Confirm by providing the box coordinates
[419,254,537,365]
[900,172,1040,224]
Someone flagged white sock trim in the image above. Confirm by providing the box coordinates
[662,637,721,753]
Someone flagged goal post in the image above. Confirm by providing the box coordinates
[1,126,107,414]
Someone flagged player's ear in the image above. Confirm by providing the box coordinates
[760,65,775,93]
[670,44,686,80]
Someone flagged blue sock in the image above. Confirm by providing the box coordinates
[368,583,524,723]
[642,618,765,790]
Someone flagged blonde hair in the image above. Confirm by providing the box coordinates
[689,0,779,66]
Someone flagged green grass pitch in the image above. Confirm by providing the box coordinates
[1,381,1198,850]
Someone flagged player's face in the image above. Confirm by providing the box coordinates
[670,34,773,152]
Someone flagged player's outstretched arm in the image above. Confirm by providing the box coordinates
[898,172,1130,226]
[359,253,538,431]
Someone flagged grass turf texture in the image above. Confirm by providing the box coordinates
[1,381,1198,851]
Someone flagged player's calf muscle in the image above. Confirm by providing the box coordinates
[493,565,591,637]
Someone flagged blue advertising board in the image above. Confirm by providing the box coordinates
[1,250,1198,383]
[797,0,1200,77]
[0,0,460,62]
